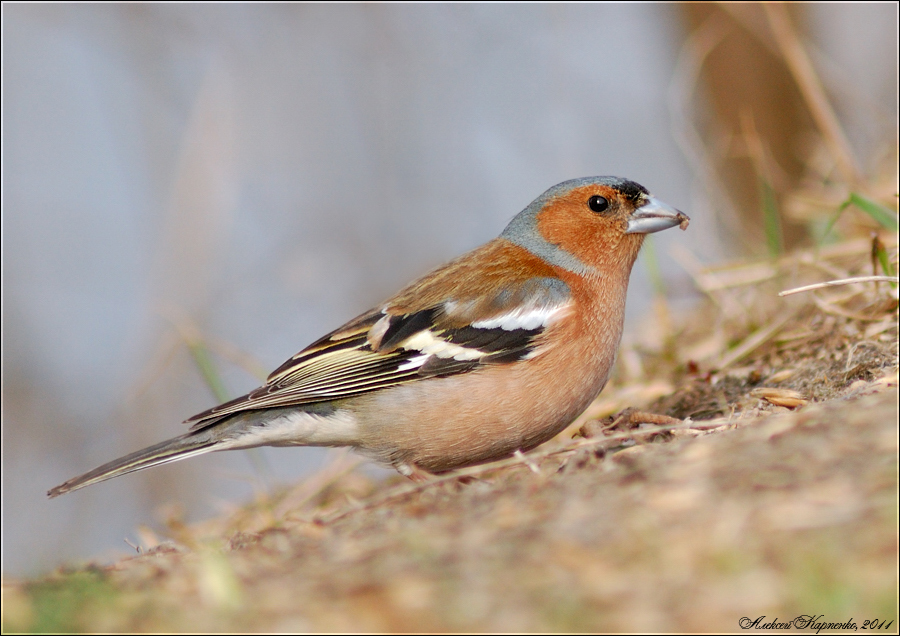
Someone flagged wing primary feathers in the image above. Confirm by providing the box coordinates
[268,330,369,383]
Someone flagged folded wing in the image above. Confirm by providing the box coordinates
[185,275,571,432]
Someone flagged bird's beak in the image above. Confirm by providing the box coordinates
[625,196,690,234]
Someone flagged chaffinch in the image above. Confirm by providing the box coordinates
[48,176,688,497]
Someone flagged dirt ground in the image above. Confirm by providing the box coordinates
[3,239,898,633]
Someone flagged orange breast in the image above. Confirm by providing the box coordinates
[348,268,629,472]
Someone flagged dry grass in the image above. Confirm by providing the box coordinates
[3,229,897,632]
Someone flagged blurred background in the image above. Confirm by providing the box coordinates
[3,4,896,576]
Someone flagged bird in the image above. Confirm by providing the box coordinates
[48,176,689,497]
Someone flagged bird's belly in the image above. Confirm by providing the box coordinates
[348,349,611,472]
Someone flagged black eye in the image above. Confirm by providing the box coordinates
[588,195,609,213]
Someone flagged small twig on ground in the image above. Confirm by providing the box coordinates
[513,450,542,475]
[779,276,899,296]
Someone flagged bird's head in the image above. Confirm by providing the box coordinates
[501,176,689,276]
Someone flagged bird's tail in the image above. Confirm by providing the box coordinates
[47,433,219,498]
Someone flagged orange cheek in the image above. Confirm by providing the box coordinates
[536,204,625,267]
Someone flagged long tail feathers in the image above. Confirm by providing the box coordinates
[47,433,219,498]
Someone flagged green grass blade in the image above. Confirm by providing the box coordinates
[760,178,783,257]
[641,234,666,297]
[873,241,897,289]
[817,201,849,245]
[848,193,898,231]
[187,340,231,403]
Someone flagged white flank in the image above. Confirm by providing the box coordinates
[228,409,360,448]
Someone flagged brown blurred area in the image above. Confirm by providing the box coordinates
[678,3,892,253]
